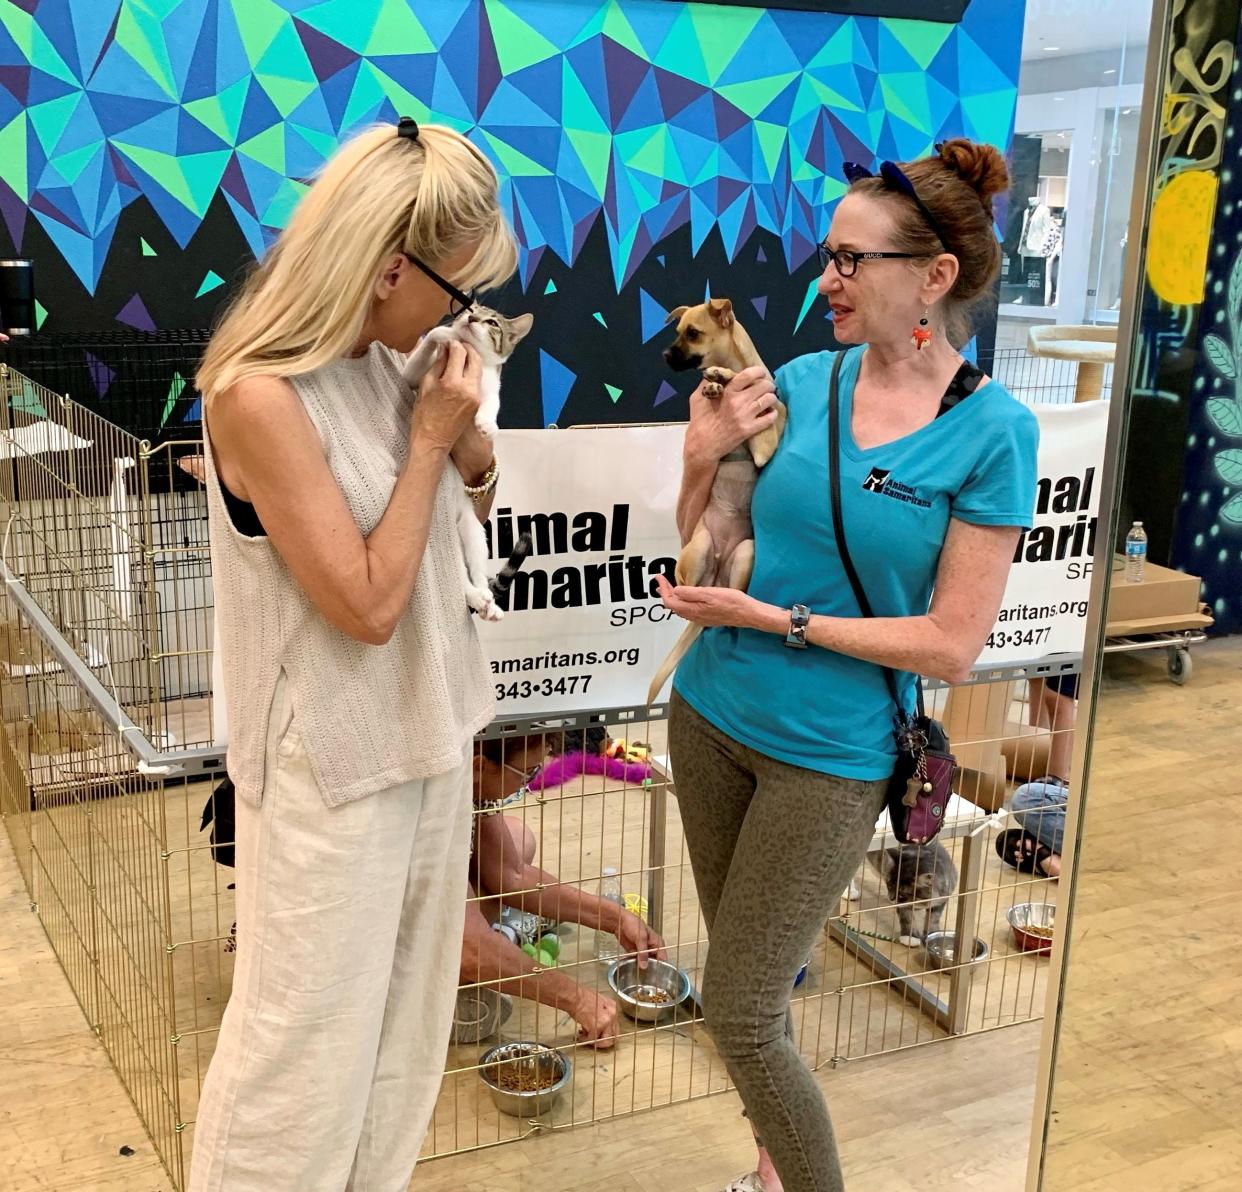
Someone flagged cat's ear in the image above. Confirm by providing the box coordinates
[882,847,900,880]
[505,312,534,343]
[665,305,689,326]
[708,297,734,328]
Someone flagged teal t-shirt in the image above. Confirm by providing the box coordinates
[674,348,1040,780]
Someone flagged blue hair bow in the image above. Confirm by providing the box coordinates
[840,158,950,252]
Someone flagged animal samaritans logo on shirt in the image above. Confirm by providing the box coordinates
[861,467,931,509]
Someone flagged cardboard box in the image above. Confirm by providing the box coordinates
[1106,557,1203,626]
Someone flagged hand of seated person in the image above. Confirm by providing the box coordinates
[570,987,619,1048]
[615,907,667,970]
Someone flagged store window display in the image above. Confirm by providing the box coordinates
[1001,132,1069,308]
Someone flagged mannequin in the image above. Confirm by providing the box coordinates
[1018,197,1062,306]
[1020,198,1054,258]
[1043,211,1063,305]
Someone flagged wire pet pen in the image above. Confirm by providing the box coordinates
[0,330,209,459]
[0,364,1062,1190]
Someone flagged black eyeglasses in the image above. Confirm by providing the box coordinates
[817,244,919,277]
[404,253,476,317]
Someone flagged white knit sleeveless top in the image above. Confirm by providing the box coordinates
[203,343,495,808]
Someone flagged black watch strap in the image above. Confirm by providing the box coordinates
[785,603,810,648]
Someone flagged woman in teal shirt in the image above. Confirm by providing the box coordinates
[657,140,1039,1192]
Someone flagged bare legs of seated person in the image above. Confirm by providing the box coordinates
[1007,676,1078,879]
[462,736,666,1048]
[1027,676,1076,788]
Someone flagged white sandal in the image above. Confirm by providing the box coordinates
[721,1175,767,1192]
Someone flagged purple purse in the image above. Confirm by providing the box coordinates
[887,706,956,845]
[827,352,957,845]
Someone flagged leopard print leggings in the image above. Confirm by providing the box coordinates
[670,691,887,1192]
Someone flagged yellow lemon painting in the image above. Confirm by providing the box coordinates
[1147,168,1219,306]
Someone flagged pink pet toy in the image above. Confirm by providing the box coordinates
[526,752,652,792]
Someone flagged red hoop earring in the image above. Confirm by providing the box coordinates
[911,313,932,351]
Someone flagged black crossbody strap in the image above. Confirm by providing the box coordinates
[827,349,919,721]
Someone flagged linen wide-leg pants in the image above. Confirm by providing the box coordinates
[189,676,473,1192]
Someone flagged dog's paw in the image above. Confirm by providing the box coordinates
[703,367,734,386]
[701,381,723,399]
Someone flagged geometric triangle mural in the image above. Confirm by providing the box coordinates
[0,0,1024,297]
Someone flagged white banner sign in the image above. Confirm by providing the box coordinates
[976,400,1110,670]
[483,402,1109,717]
[481,426,686,717]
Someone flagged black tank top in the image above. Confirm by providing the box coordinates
[222,483,265,538]
[938,360,987,417]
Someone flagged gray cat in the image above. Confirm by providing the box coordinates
[401,305,533,621]
[869,842,959,947]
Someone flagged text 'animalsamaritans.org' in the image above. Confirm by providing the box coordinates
[490,647,643,703]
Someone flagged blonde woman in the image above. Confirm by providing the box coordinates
[189,119,517,1192]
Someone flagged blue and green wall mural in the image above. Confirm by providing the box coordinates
[0,0,1025,430]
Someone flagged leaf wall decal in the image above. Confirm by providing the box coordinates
[1229,245,1242,323]
[1204,334,1236,378]
[1207,398,1242,436]
[1221,492,1242,525]
[1214,449,1242,484]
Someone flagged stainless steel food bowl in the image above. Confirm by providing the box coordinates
[607,957,691,1022]
[1007,901,1056,955]
[478,1041,571,1117]
[923,931,990,971]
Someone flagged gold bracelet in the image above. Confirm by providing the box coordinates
[464,457,499,502]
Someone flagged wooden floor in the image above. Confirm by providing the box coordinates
[3,637,1240,1190]
[1,836,175,1192]
[1040,636,1242,1191]
[413,1027,1039,1192]
[0,838,1040,1191]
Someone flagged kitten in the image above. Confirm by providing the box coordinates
[869,841,958,947]
[401,306,534,621]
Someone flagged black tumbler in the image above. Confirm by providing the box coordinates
[0,258,35,336]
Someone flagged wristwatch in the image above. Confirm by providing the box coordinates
[784,603,810,649]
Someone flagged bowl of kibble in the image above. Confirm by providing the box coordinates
[607,957,691,1022]
[478,1041,572,1117]
[1007,901,1056,955]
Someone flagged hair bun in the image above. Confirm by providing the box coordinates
[937,138,1009,206]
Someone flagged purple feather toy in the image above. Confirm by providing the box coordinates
[526,752,652,791]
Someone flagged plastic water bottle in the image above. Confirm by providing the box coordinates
[1124,521,1147,584]
[595,867,625,965]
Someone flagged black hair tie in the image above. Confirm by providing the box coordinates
[397,116,420,142]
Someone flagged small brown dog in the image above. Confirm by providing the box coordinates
[647,299,787,705]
